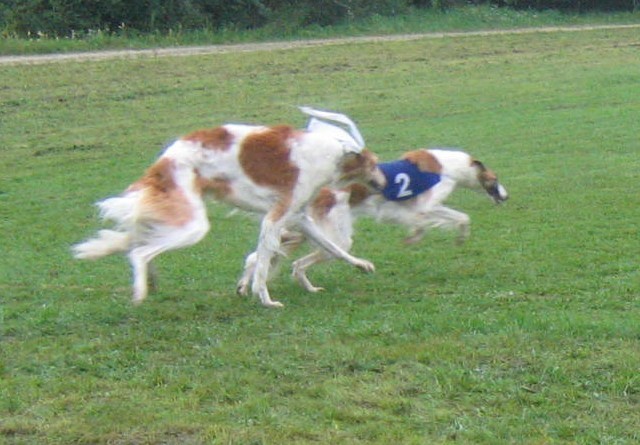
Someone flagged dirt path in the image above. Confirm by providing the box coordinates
[2,23,639,66]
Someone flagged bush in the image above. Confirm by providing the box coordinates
[1,0,417,37]
[0,0,637,38]
[498,0,637,12]
[1,0,272,37]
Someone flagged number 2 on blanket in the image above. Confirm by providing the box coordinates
[395,173,413,198]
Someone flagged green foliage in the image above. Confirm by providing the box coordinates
[3,6,639,56]
[1,24,640,444]
[1,0,637,38]
[0,0,415,37]
[1,0,268,36]
[500,0,638,12]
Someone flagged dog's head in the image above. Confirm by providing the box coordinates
[472,159,509,204]
[338,149,387,190]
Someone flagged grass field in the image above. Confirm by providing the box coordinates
[1,24,640,444]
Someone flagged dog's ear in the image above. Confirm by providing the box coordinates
[342,150,376,167]
[471,159,487,172]
[339,151,364,176]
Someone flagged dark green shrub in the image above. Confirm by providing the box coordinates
[0,0,637,37]
[498,0,637,12]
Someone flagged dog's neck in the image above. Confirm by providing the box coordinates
[429,150,482,190]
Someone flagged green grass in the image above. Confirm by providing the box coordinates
[1,5,640,55]
[1,24,640,444]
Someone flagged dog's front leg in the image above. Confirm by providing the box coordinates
[251,215,287,308]
[432,206,471,244]
[406,205,471,245]
[237,230,304,296]
[299,215,374,273]
[236,252,256,296]
[404,178,459,244]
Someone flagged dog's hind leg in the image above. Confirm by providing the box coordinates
[237,230,304,296]
[147,262,159,293]
[237,252,257,296]
[237,251,283,297]
[128,216,210,304]
[292,251,331,292]
[251,213,290,308]
[129,245,165,304]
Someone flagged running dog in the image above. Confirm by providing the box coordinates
[72,108,386,308]
[238,148,508,293]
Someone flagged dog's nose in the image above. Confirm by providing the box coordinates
[493,184,508,203]
[498,184,508,201]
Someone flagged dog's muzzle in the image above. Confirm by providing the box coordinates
[369,168,387,191]
[490,183,509,204]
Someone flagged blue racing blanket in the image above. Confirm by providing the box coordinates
[378,159,441,201]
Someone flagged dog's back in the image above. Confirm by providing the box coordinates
[288,148,508,291]
[74,117,385,306]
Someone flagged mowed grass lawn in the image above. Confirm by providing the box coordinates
[1,27,639,444]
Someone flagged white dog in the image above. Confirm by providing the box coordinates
[73,108,386,308]
[238,148,508,293]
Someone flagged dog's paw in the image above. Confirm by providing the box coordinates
[236,282,249,296]
[456,225,470,246]
[132,296,146,306]
[356,260,375,273]
[403,233,425,245]
[262,300,284,309]
[292,269,325,293]
[306,285,325,293]
[132,287,148,306]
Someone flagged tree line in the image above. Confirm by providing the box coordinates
[1,0,637,38]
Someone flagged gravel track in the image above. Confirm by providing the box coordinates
[1,23,639,66]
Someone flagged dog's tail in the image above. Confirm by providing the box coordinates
[72,229,132,259]
[72,192,142,260]
[96,193,142,228]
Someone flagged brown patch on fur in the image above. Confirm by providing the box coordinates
[196,175,232,200]
[471,159,497,185]
[183,126,233,150]
[470,158,484,170]
[132,158,193,226]
[402,150,442,173]
[345,183,374,208]
[239,125,300,191]
[339,149,378,181]
[311,188,337,219]
[239,125,300,223]
[128,157,174,193]
[269,196,294,223]
[482,170,498,183]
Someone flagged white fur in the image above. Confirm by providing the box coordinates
[238,148,508,293]
[73,119,384,307]
[72,229,131,260]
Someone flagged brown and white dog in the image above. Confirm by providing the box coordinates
[238,148,508,293]
[73,109,386,308]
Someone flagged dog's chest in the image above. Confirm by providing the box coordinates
[378,160,441,201]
